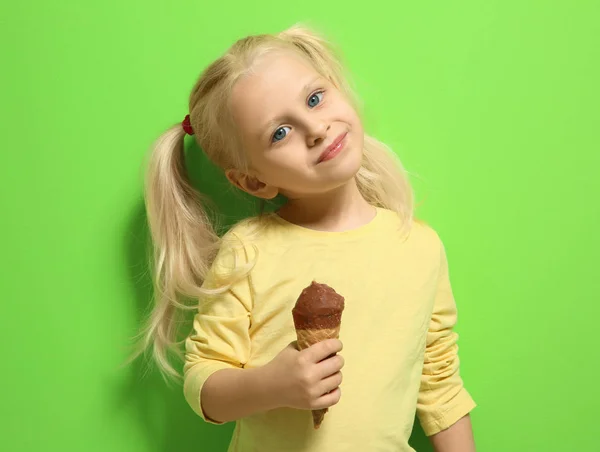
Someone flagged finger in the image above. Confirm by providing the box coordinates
[318,371,343,396]
[312,387,342,410]
[315,354,344,379]
[305,339,343,363]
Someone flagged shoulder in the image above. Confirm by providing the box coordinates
[381,209,446,265]
[207,219,263,286]
[223,215,275,246]
[218,220,258,263]
[224,213,294,250]
[409,220,452,273]
[411,219,443,246]
[377,208,443,250]
[210,218,260,272]
[218,214,283,262]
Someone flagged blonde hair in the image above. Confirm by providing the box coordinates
[129,24,414,381]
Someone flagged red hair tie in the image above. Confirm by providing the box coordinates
[182,114,194,135]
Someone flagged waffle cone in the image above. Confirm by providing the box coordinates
[295,326,340,351]
[295,326,341,429]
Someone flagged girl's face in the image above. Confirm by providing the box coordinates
[228,51,364,199]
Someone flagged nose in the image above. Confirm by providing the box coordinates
[305,119,329,147]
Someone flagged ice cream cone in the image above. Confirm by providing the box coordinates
[292,281,345,429]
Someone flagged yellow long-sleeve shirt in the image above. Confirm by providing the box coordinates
[183,207,476,452]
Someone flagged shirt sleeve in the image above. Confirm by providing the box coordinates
[416,236,476,436]
[183,232,254,424]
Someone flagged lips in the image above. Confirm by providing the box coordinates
[318,132,348,163]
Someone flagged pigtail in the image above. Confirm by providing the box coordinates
[130,124,221,381]
[280,25,414,234]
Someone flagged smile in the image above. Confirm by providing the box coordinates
[318,132,348,163]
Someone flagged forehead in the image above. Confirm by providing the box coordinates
[230,52,321,130]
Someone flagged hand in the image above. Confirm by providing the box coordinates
[265,339,344,411]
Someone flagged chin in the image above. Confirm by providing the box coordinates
[335,142,364,176]
[322,160,363,192]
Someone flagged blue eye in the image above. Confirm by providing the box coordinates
[308,91,324,108]
[272,126,291,143]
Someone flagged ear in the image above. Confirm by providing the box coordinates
[225,169,279,200]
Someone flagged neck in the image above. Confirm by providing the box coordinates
[277,179,376,232]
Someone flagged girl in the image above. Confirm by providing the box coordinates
[135,25,476,452]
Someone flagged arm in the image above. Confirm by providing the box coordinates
[429,414,476,452]
[416,234,476,440]
[183,235,256,424]
[200,366,279,423]
[201,339,345,423]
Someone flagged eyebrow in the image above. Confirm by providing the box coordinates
[259,76,324,140]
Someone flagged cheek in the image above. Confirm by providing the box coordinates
[336,100,362,132]
[349,108,363,132]
[255,146,309,182]
[347,114,364,153]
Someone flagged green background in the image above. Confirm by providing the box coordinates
[2,1,598,451]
